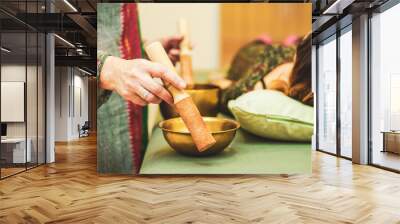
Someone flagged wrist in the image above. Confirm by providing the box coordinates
[100,56,119,91]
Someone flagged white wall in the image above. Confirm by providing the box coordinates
[54,67,89,141]
[1,65,26,141]
[55,67,69,141]
[138,3,220,70]
[1,63,46,164]
[72,73,89,138]
[1,65,30,138]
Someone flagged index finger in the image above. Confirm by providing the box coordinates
[142,61,187,90]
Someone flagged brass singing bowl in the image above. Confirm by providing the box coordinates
[160,84,220,119]
[159,117,240,157]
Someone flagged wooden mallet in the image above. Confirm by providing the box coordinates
[145,42,216,152]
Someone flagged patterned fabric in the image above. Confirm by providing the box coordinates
[221,42,295,114]
[97,3,147,174]
[120,3,148,174]
[227,40,270,81]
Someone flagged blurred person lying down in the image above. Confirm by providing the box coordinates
[214,34,312,114]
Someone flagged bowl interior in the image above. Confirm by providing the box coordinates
[160,117,239,134]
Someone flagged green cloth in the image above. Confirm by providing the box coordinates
[228,90,313,142]
[97,4,132,174]
[140,122,311,175]
[229,90,313,124]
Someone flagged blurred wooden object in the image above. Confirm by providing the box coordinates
[178,18,194,87]
[220,3,312,68]
[382,131,400,154]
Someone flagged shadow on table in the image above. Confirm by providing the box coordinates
[238,128,311,145]
[151,145,238,166]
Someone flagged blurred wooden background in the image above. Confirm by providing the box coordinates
[220,3,312,68]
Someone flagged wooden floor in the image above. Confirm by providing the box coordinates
[1,135,400,224]
[1,167,26,178]
[373,150,400,171]
[1,163,45,178]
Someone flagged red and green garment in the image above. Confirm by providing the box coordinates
[97,3,147,174]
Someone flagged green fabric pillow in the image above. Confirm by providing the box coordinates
[228,90,314,142]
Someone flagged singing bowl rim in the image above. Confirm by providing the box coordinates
[159,117,240,134]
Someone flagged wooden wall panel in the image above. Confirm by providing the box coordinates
[220,3,312,68]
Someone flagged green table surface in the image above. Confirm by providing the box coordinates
[140,71,311,174]
[140,127,311,175]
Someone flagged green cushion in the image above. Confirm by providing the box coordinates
[228,90,314,142]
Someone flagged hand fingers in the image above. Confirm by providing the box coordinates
[141,61,186,90]
[131,81,162,104]
[127,93,148,106]
[139,76,174,105]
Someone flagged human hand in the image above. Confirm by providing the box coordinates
[100,56,186,106]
